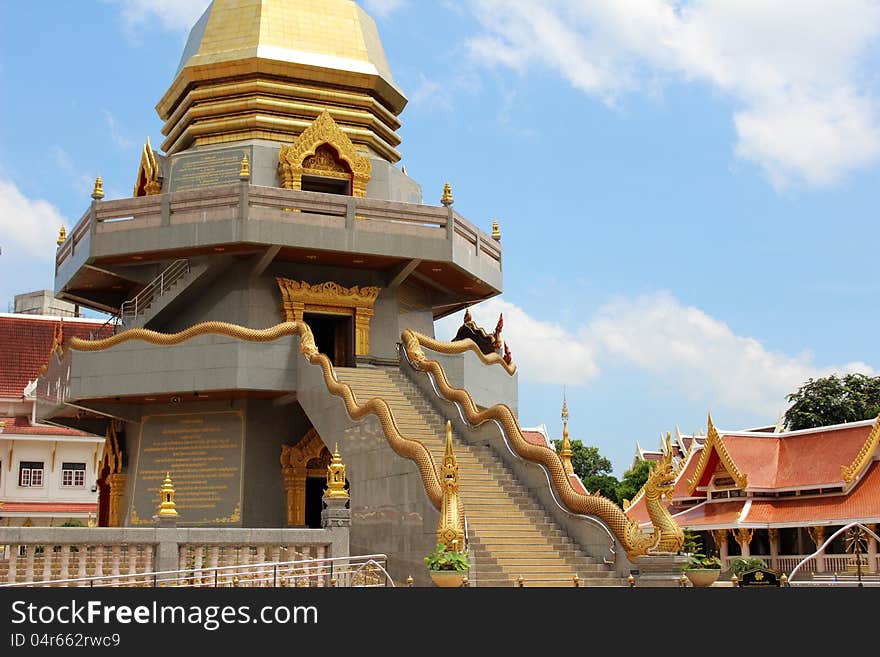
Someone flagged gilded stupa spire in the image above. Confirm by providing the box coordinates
[441,181,454,207]
[157,472,179,518]
[560,391,574,476]
[491,219,501,241]
[239,154,250,181]
[57,226,66,247]
[438,421,464,551]
[325,443,349,499]
[91,177,104,200]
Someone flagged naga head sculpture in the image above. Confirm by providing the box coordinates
[647,433,678,498]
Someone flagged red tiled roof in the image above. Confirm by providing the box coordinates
[743,462,880,525]
[523,431,549,448]
[671,447,705,500]
[625,494,650,524]
[0,314,111,398]
[568,474,588,495]
[715,423,873,489]
[0,416,98,437]
[0,502,97,513]
[672,500,746,528]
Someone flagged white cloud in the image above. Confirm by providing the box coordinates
[588,292,874,418]
[102,111,133,151]
[437,292,874,419]
[465,0,880,189]
[436,297,600,385]
[0,179,68,261]
[363,0,406,18]
[114,0,210,32]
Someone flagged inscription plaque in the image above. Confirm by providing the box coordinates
[130,411,244,525]
[739,568,781,587]
[169,146,252,193]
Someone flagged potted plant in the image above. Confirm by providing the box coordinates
[728,556,766,579]
[424,543,470,587]
[680,531,722,587]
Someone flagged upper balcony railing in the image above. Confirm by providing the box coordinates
[56,185,502,273]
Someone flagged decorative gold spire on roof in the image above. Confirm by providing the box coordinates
[239,154,251,181]
[157,472,179,518]
[437,421,465,551]
[560,393,574,476]
[841,414,880,485]
[325,443,349,499]
[441,181,454,207]
[91,177,104,200]
[686,413,748,495]
[57,226,66,247]
[491,220,501,241]
[134,137,161,196]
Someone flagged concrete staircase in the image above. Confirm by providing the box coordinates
[335,366,625,587]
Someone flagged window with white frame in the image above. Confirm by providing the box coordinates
[61,462,86,488]
[19,461,44,487]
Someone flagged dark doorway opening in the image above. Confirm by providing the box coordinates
[305,477,325,529]
[304,312,353,367]
[97,463,110,527]
[301,175,351,196]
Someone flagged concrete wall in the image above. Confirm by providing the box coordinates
[166,141,423,204]
[67,333,299,401]
[241,400,311,527]
[425,347,518,417]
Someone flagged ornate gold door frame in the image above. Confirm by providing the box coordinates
[276,279,380,357]
[278,110,372,197]
[280,429,331,527]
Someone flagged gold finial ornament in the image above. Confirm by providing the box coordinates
[91,177,104,200]
[441,181,454,207]
[437,421,465,551]
[491,220,501,241]
[627,573,636,587]
[239,154,250,180]
[560,394,574,476]
[57,226,67,246]
[157,472,179,518]
[87,511,96,528]
[325,443,349,499]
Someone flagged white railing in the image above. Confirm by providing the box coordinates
[0,554,392,588]
[724,552,880,575]
[120,258,190,321]
[0,543,156,587]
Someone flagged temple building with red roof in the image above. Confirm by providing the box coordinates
[0,306,109,527]
[625,415,880,575]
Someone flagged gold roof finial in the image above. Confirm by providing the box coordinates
[438,420,465,551]
[560,391,574,476]
[157,472,179,518]
[441,181,454,207]
[239,154,250,181]
[491,220,501,241]
[91,177,105,200]
[87,511,96,528]
[325,443,349,499]
[57,225,67,247]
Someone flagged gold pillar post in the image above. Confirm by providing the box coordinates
[107,473,127,527]
[734,528,753,558]
[711,529,729,566]
[768,528,780,571]
[866,524,878,574]
[808,526,826,572]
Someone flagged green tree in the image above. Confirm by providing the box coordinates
[784,373,880,430]
[554,439,613,478]
[553,439,622,504]
[616,460,655,506]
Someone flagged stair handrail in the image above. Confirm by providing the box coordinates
[120,259,190,322]
[401,332,620,564]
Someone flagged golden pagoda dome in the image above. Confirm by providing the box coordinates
[156,0,406,161]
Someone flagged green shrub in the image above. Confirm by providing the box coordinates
[424,543,470,572]
[728,556,766,576]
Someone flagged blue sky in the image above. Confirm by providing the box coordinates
[1,1,878,476]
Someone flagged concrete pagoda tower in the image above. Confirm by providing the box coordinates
[42,0,504,561]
